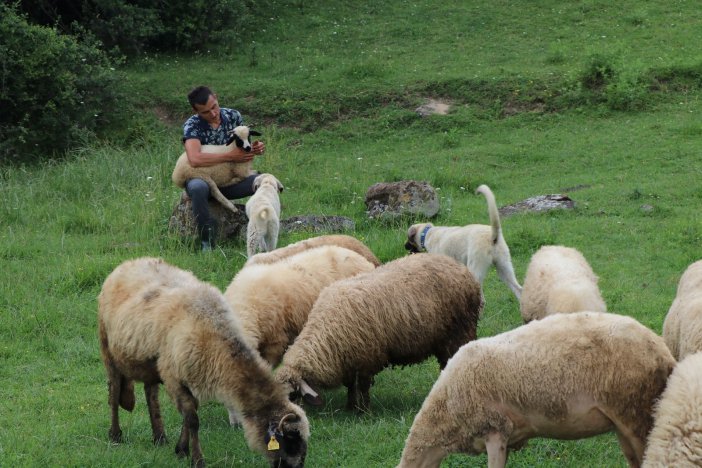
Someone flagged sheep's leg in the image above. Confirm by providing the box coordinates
[105,362,126,443]
[144,382,167,445]
[357,373,373,413]
[170,383,203,466]
[205,179,238,213]
[345,374,359,411]
[485,432,509,468]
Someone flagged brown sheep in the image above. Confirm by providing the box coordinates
[275,253,483,412]
[398,311,675,468]
[520,245,607,323]
[245,234,381,267]
[643,351,702,467]
[662,259,702,360]
[98,257,309,468]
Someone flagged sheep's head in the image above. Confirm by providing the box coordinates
[276,368,324,407]
[263,410,310,468]
[226,125,262,152]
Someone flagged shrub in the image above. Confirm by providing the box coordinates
[0,4,128,164]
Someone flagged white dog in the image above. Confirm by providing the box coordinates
[405,184,522,300]
[245,173,284,257]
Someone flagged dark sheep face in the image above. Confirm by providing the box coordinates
[264,414,308,468]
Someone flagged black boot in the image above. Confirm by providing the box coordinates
[200,224,217,252]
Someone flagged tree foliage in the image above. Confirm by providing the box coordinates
[0,4,128,163]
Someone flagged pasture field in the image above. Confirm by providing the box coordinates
[1,1,701,466]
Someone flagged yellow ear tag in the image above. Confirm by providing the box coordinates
[268,435,280,451]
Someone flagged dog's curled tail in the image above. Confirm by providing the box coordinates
[475,184,501,244]
[257,206,270,221]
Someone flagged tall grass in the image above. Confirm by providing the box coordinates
[2,0,702,466]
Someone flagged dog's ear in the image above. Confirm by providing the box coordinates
[252,175,263,192]
[276,180,284,193]
[407,225,418,241]
[249,130,262,137]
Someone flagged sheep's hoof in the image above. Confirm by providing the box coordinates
[108,429,122,444]
[153,433,167,446]
[191,457,206,468]
[175,444,190,458]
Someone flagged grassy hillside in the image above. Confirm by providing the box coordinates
[2,0,701,466]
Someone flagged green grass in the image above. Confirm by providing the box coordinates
[3,0,702,466]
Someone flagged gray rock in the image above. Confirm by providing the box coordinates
[281,215,355,233]
[168,191,248,241]
[365,180,440,219]
[499,194,575,217]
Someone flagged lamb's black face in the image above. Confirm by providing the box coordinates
[266,427,307,468]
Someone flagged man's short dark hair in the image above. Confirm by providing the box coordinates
[188,86,213,108]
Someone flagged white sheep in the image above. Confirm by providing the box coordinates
[642,351,702,467]
[223,245,376,424]
[397,311,675,468]
[171,125,261,213]
[245,173,284,256]
[519,245,607,323]
[98,257,309,468]
[245,234,381,267]
[275,253,483,412]
[662,259,702,360]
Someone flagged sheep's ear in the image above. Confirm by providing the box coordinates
[249,130,262,137]
[300,379,323,406]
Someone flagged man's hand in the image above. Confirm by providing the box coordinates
[252,140,265,155]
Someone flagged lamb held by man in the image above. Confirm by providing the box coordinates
[519,244,607,323]
[275,253,483,412]
[172,125,261,213]
[97,257,309,468]
[404,184,522,300]
[245,173,284,256]
[397,311,675,468]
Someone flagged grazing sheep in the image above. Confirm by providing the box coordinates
[245,173,284,257]
[98,257,309,468]
[405,184,522,300]
[172,125,261,213]
[225,245,376,366]
[224,245,376,424]
[519,245,606,323]
[245,234,381,267]
[662,259,702,360]
[643,351,702,468]
[275,253,483,412]
[397,311,675,468]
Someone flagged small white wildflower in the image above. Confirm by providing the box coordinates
[460,186,466,190]
[147,176,153,181]
[357,157,363,160]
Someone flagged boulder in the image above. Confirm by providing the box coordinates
[365,180,440,219]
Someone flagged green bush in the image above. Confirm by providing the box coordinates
[0,4,128,164]
[16,0,270,55]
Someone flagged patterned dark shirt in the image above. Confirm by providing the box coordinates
[182,108,243,145]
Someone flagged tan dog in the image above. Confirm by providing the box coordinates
[245,173,283,257]
[405,184,522,300]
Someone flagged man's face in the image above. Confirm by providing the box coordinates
[193,94,221,125]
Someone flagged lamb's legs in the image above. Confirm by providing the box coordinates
[170,384,203,467]
[345,374,359,411]
[357,373,373,413]
[144,382,167,445]
[205,180,238,213]
[105,363,127,443]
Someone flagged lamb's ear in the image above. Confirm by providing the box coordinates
[300,379,323,406]
[249,130,262,137]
